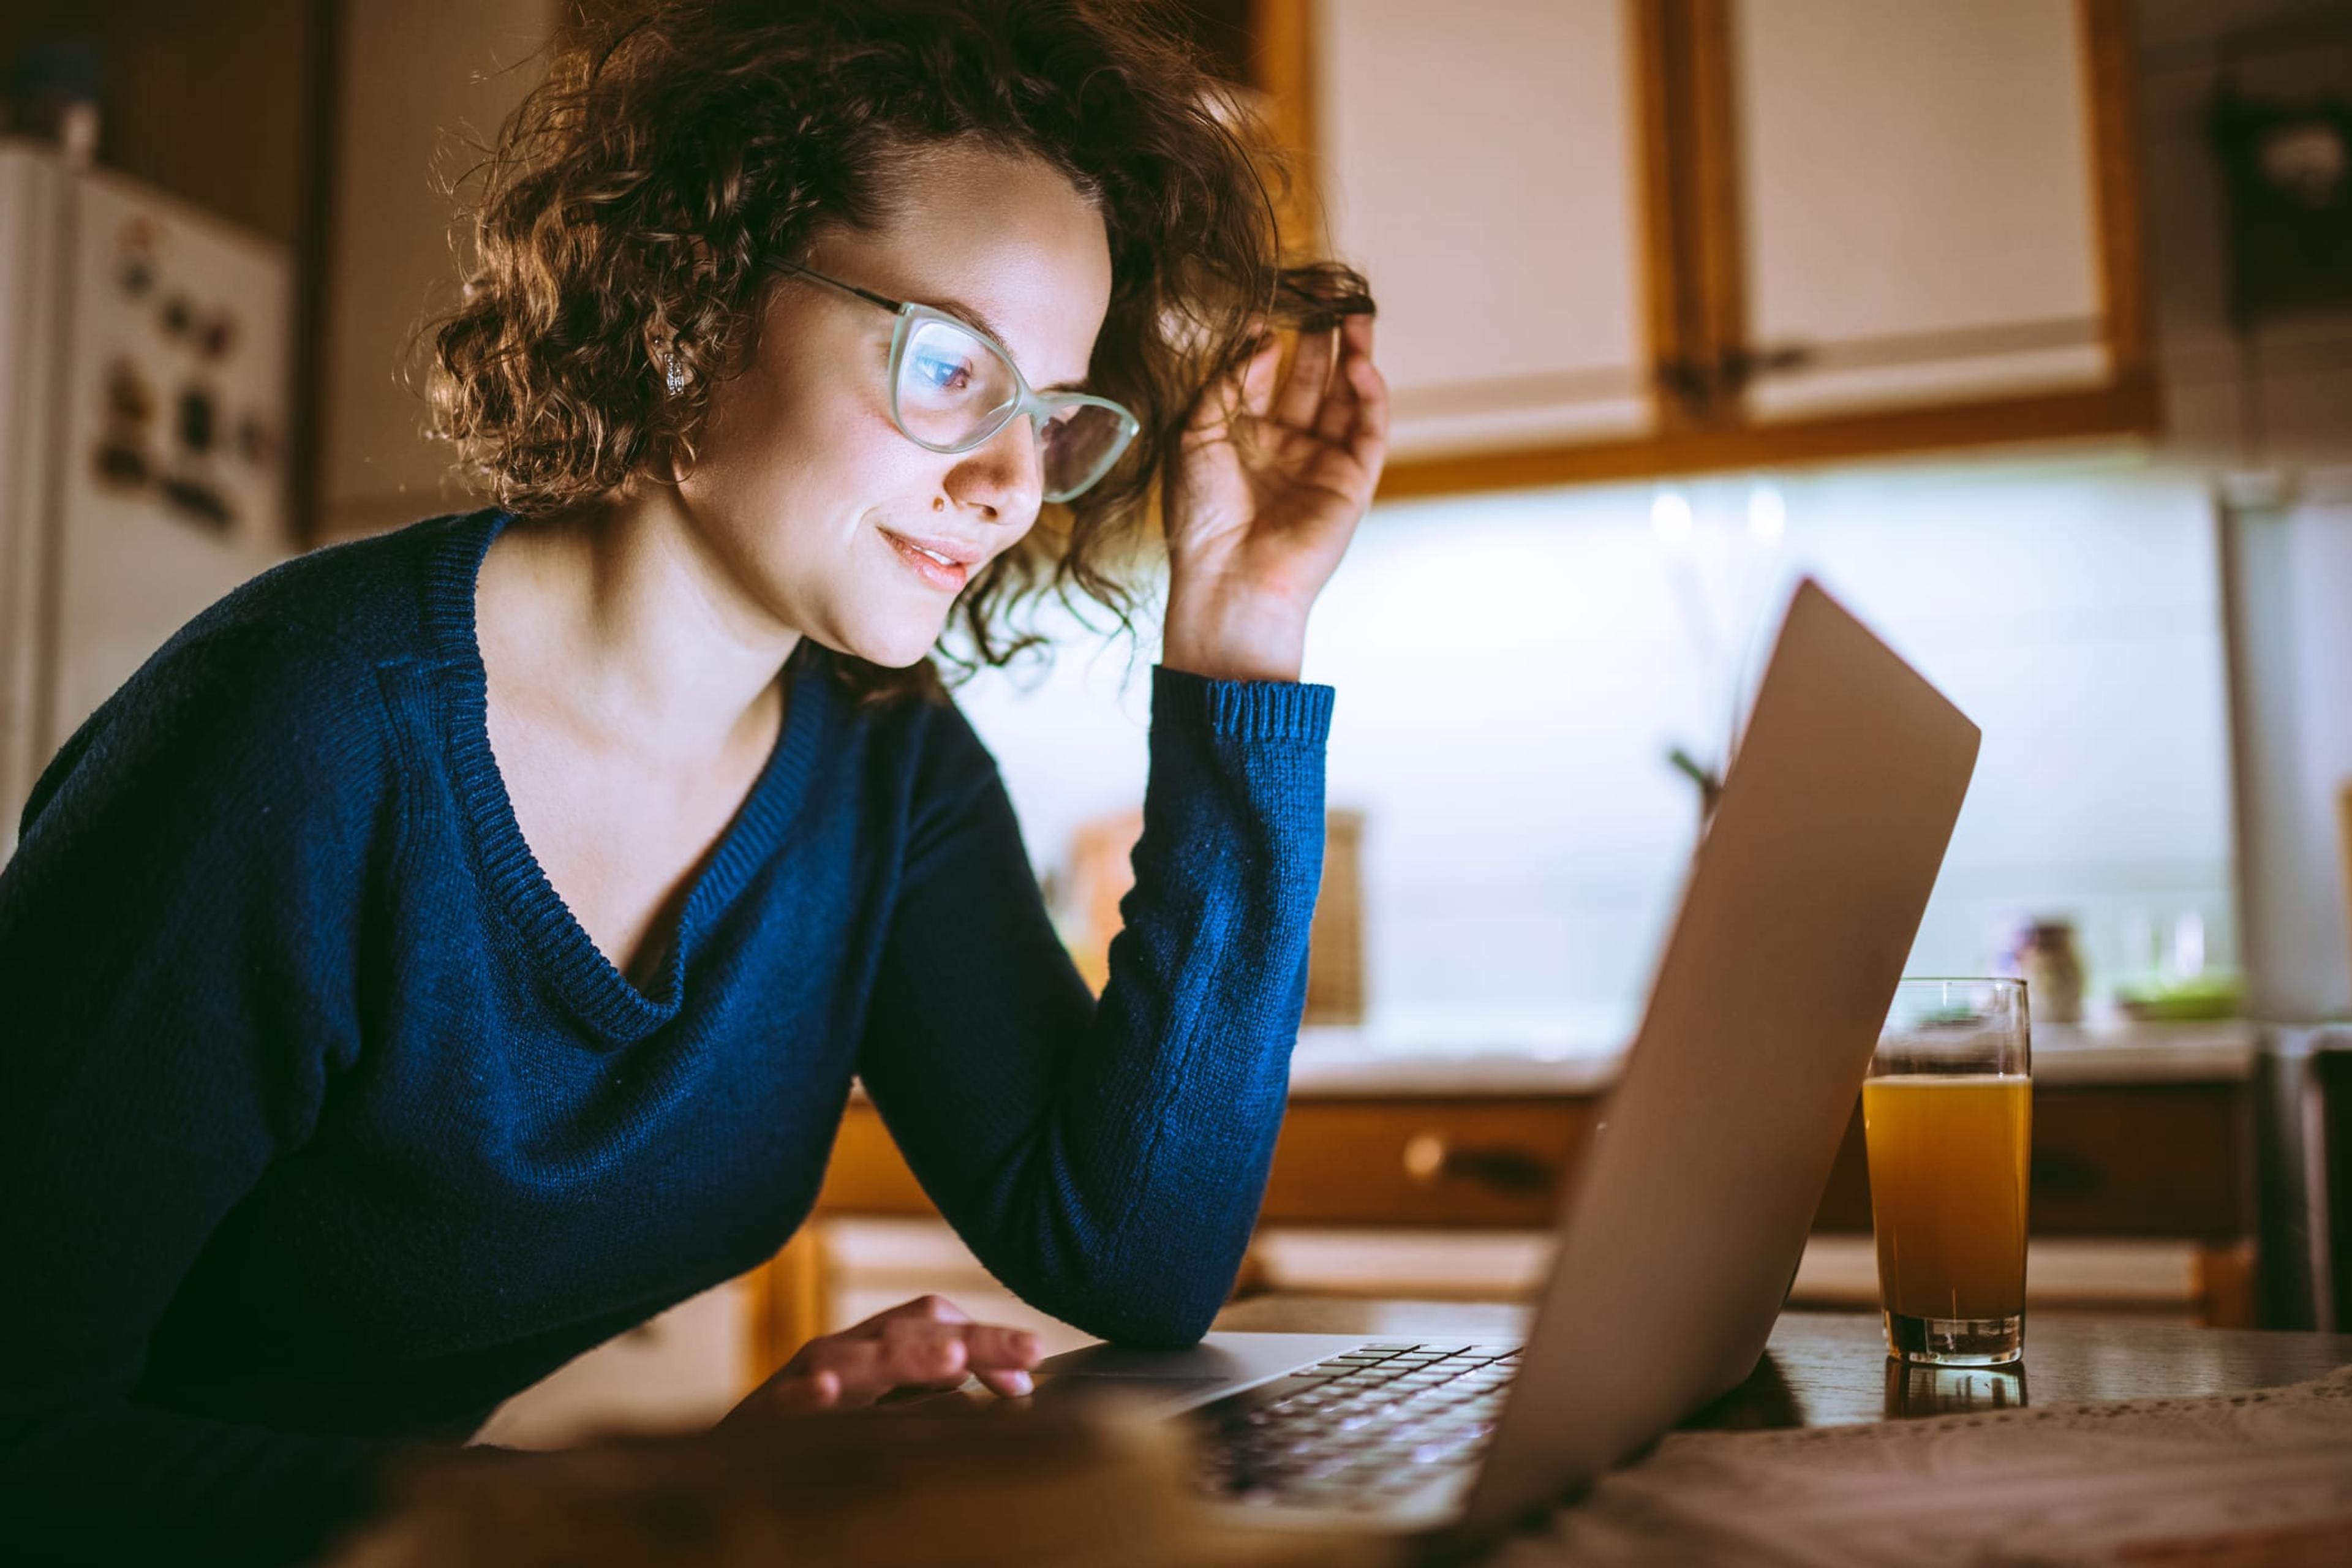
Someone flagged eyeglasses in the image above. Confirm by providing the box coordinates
[774,261,1140,503]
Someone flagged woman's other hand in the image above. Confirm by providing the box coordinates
[1162,311,1389,684]
[722,1294,1043,1420]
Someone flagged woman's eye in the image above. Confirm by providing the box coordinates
[911,351,973,393]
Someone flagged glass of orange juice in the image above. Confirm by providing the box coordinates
[1864,978,2031,1366]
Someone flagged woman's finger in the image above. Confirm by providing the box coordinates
[878,1314,977,1364]
[799,1323,969,1404]
[1346,358,1390,469]
[863,1318,1034,1382]
[1272,326,1336,432]
[956,1323,1043,1373]
[775,1306,1039,1408]
[1344,321,1389,470]
[752,1368,840,1417]
[907,1294,971,1324]
[1314,319,1373,445]
[857,1294,969,1331]
[976,1366,1036,1398]
[1239,332,1283,423]
[1185,350,1251,451]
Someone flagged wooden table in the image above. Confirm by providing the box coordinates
[1209,1297,2352,1428]
[1206,1301,2352,1562]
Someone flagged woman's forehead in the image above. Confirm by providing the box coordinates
[812,145,1111,385]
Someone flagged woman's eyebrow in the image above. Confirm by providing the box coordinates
[935,293,1088,393]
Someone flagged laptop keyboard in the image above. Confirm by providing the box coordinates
[1189,1341,1520,1509]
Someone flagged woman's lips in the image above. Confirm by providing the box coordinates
[879,528,970,592]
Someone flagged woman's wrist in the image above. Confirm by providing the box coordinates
[1161,587,1310,684]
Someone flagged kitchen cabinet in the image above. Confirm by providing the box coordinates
[1261,0,2155,495]
[1724,0,2137,422]
[316,0,555,541]
[743,1070,2260,1382]
[1313,0,1655,459]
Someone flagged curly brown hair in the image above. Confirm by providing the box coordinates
[429,0,1370,706]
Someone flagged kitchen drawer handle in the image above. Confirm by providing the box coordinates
[1654,356,1715,406]
[1715,342,1814,393]
[1654,345,1815,409]
[1402,1133,1555,1194]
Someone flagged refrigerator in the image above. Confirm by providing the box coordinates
[2222,470,2352,1331]
[0,140,289,854]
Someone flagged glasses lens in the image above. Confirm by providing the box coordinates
[895,317,1019,449]
[1039,401,1135,500]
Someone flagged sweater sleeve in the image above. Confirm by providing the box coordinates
[854,665,1332,1347]
[0,626,403,1566]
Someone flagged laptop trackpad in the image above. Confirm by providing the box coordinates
[1034,1332,1374,1414]
[1030,1371,1233,1413]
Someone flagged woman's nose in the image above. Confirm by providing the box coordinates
[943,414,1045,525]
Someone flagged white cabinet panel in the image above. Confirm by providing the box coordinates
[1316,0,1653,457]
[1730,0,2110,420]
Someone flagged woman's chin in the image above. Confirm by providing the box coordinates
[834,617,948,671]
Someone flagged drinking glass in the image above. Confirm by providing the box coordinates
[1864,978,2032,1366]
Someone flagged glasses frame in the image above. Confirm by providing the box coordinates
[774,260,1140,503]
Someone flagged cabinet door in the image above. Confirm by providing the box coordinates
[1725,0,2122,420]
[1314,0,1654,458]
[319,0,555,540]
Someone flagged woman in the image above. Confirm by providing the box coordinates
[0,0,1384,1561]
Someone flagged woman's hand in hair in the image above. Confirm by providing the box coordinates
[1161,311,1389,684]
[722,1295,1043,1420]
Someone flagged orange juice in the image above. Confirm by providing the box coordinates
[1861,1075,2031,1322]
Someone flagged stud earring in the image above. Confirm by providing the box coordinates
[931,496,946,513]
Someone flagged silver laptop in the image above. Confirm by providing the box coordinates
[1035,578,1981,1551]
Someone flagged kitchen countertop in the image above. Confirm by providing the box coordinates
[1285,1018,2261,1097]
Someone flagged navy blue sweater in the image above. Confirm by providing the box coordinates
[0,509,1331,1564]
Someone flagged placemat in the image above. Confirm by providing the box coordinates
[1498,1365,2352,1566]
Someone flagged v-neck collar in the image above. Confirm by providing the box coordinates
[421,509,834,1041]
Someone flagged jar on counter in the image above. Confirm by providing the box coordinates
[2010,919,2085,1025]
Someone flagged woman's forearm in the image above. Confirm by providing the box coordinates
[854,667,1333,1345]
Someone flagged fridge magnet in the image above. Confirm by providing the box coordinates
[158,475,233,532]
[92,358,156,489]
[176,385,217,455]
[235,410,279,467]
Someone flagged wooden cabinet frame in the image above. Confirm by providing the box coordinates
[1250,0,2158,497]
